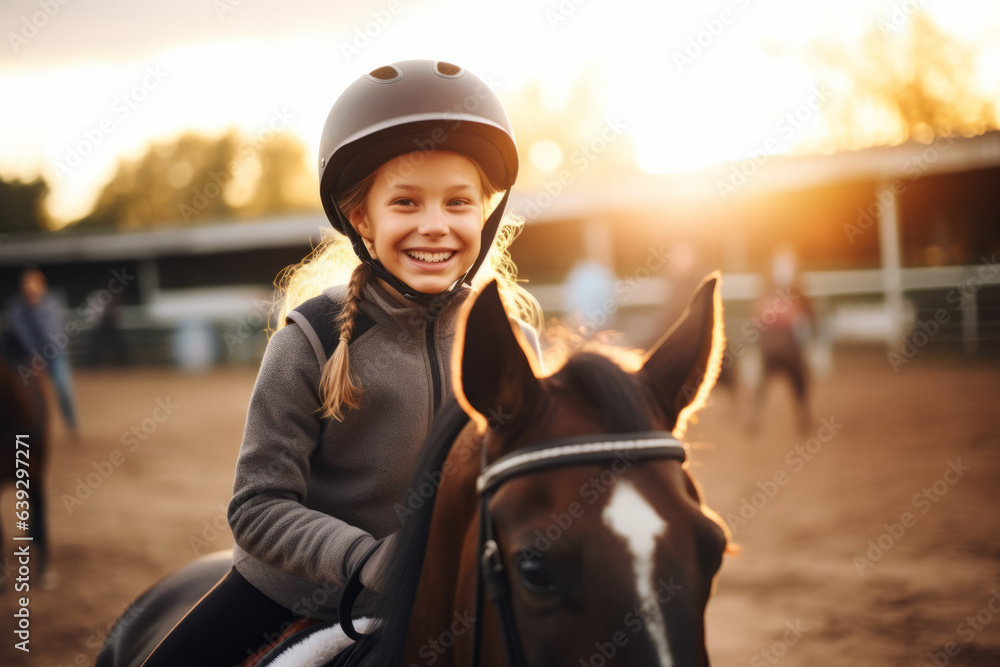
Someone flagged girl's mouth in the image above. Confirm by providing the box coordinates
[404,249,456,264]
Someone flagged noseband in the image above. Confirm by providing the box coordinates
[471,431,688,667]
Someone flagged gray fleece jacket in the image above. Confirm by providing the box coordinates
[228,279,540,619]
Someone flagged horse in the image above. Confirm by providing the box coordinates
[0,332,51,587]
[97,273,731,666]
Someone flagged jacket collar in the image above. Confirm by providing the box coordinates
[360,279,472,337]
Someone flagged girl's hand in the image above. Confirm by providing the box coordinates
[359,533,397,594]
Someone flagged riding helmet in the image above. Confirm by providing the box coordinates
[318,59,519,304]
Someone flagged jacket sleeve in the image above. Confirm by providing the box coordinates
[228,322,371,586]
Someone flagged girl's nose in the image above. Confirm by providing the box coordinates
[416,207,449,237]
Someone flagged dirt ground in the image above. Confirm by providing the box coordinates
[1,347,998,666]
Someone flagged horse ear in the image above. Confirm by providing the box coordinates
[639,272,725,434]
[454,280,542,433]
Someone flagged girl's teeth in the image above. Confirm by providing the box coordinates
[406,250,453,263]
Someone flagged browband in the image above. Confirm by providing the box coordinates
[477,431,688,495]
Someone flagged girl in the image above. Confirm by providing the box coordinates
[141,59,541,666]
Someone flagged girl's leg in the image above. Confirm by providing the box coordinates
[141,566,301,667]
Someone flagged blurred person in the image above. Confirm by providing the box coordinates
[139,60,542,666]
[562,220,616,337]
[6,265,80,442]
[747,249,815,434]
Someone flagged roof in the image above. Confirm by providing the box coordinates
[0,215,330,266]
[2,131,998,265]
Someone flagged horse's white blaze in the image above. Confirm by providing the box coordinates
[602,479,673,667]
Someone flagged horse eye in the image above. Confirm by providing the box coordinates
[518,555,556,594]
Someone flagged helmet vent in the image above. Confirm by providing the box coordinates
[434,61,464,78]
[366,65,402,83]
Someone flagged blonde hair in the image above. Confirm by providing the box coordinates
[271,154,542,421]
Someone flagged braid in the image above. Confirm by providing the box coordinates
[318,263,371,421]
[336,262,371,344]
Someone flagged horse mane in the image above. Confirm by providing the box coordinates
[554,352,660,432]
[358,397,471,665]
[358,351,659,664]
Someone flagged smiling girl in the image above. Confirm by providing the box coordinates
[353,150,484,294]
[140,59,541,666]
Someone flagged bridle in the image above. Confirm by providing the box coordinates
[335,429,689,666]
[470,430,689,667]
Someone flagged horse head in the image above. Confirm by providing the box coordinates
[450,273,730,667]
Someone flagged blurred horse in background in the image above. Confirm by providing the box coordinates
[0,330,51,587]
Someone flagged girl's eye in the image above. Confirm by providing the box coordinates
[392,198,415,206]
[448,199,471,207]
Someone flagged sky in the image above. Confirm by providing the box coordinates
[2,0,999,227]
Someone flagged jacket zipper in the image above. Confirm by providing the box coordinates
[426,302,442,414]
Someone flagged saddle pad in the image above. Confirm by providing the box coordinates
[235,616,325,667]
[264,617,371,667]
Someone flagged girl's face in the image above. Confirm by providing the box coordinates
[350,150,486,301]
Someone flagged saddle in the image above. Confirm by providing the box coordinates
[242,542,383,667]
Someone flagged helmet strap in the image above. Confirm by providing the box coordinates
[329,189,511,308]
[461,188,509,289]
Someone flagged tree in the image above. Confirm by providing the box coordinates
[0,176,51,234]
[802,12,997,149]
[73,129,317,230]
[231,133,316,219]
